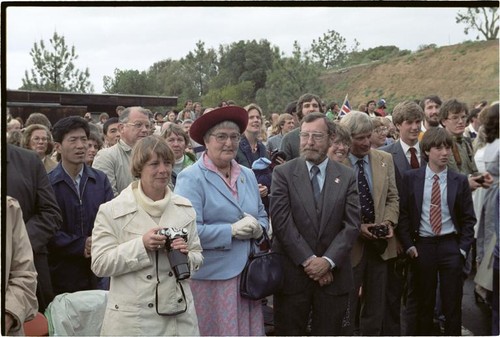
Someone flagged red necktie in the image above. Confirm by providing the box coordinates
[430,175,442,235]
[409,147,419,169]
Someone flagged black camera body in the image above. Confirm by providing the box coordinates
[158,228,190,280]
[471,172,485,184]
[369,224,389,238]
[271,150,287,166]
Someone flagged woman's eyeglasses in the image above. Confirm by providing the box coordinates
[210,133,241,143]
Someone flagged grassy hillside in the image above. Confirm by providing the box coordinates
[321,40,499,112]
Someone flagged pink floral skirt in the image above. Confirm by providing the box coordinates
[190,275,264,336]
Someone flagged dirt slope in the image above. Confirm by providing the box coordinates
[321,39,499,111]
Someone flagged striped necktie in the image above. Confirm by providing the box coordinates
[430,174,442,235]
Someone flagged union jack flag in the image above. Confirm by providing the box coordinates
[339,99,351,117]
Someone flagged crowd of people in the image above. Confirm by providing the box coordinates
[4,93,498,336]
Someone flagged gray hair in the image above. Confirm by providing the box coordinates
[119,106,150,123]
[339,111,374,136]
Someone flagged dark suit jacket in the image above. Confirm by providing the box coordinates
[270,157,360,295]
[7,145,62,254]
[236,135,268,168]
[398,166,476,254]
[279,128,300,160]
[7,145,62,310]
[380,140,426,194]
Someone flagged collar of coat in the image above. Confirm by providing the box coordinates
[111,181,193,219]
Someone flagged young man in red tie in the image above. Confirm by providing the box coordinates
[380,101,425,334]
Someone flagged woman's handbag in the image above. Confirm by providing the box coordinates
[240,231,284,300]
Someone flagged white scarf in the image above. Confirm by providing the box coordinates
[133,181,171,218]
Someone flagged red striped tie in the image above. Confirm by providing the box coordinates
[430,175,442,235]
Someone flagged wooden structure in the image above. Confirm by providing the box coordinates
[6,90,177,125]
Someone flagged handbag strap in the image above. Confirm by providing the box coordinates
[250,230,271,257]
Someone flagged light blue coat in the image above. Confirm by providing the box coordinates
[174,158,269,280]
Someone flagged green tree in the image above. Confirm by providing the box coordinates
[345,46,410,67]
[456,7,499,41]
[202,81,255,108]
[103,68,151,95]
[146,58,191,106]
[182,41,219,97]
[256,42,324,112]
[21,31,94,92]
[309,29,360,69]
[214,39,279,99]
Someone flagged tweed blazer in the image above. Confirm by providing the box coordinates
[343,149,400,266]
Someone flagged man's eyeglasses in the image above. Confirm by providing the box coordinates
[210,133,241,143]
[299,132,326,141]
[126,122,151,130]
[446,115,467,123]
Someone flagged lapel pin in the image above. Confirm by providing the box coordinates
[240,177,245,183]
[381,162,387,167]
[335,178,340,184]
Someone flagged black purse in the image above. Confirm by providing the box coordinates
[240,231,284,300]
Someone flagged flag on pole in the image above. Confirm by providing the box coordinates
[339,94,351,118]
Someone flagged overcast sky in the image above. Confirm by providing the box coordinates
[5,5,474,93]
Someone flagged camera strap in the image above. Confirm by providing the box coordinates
[155,250,188,316]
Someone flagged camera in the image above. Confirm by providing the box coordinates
[368,224,389,238]
[471,172,485,184]
[271,150,287,167]
[158,228,190,280]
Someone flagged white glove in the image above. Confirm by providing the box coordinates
[243,213,264,239]
[231,214,259,240]
[251,222,263,239]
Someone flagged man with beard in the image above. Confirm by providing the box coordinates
[419,95,442,139]
[340,111,399,335]
[270,112,360,335]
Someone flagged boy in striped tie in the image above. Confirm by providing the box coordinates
[397,127,476,335]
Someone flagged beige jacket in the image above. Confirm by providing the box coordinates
[42,155,57,173]
[93,140,135,197]
[344,149,400,266]
[91,182,203,336]
[5,196,38,335]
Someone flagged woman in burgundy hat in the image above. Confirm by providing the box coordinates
[174,106,269,336]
